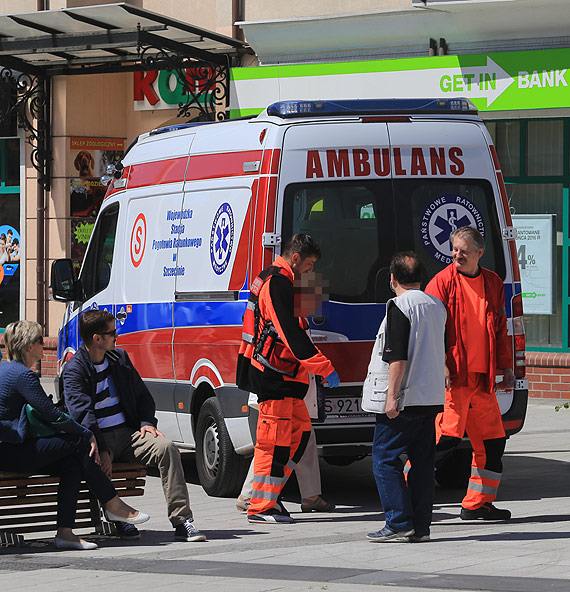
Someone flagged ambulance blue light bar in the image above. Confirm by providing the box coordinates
[266,98,478,118]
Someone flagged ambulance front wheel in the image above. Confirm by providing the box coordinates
[195,397,249,497]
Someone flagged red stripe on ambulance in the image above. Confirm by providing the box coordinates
[129,157,187,188]
[229,196,253,290]
[186,150,263,181]
[489,144,521,282]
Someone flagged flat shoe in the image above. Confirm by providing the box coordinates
[236,495,250,512]
[55,537,98,550]
[105,509,150,525]
[301,496,336,513]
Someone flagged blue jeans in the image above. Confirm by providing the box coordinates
[372,412,437,536]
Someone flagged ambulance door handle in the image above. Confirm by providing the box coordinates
[116,310,127,322]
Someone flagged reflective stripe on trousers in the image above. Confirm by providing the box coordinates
[436,373,506,510]
[248,397,311,516]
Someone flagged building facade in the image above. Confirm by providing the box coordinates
[0,0,569,399]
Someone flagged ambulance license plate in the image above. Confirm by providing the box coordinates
[324,397,363,415]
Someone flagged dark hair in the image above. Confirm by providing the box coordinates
[282,233,321,260]
[390,251,424,285]
[79,309,116,344]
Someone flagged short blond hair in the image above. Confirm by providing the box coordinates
[4,320,42,364]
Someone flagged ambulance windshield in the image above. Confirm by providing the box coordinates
[283,179,504,303]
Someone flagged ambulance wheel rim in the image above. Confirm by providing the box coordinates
[203,420,220,475]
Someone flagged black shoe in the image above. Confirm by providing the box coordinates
[274,498,290,517]
[248,509,295,524]
[460,502,511,521]
[115,521,141,540]
[174,519,207,542]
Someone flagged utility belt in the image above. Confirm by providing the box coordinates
[253,319,300,378]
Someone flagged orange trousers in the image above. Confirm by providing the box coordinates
[248,397,311,516]
[436,373,506,510]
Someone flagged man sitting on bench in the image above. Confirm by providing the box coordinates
[63,309,206,542]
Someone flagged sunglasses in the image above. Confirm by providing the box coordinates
[33,336,44,345]
[97,329,118,337]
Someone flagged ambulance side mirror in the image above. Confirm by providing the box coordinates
[50,259,83,302]
[374,267,392,303]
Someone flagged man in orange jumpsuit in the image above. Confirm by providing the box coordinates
[426,226,514,520]
[236,234,339,524]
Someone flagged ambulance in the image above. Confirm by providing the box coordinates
[51,98,528,496]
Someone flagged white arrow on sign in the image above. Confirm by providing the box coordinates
[230,57,515,111]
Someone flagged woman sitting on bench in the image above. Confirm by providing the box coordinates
[0,320,150,551]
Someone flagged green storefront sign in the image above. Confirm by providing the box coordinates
[230,48,570,117]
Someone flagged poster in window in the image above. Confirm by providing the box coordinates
[69,137,124,269]
[0,213,21,329]
[512,214,556,315]
[69,137,125,218]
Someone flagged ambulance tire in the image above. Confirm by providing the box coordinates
[434,448,472,489]
[195,397,249,497]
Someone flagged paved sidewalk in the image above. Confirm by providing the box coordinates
[1,398,569,591]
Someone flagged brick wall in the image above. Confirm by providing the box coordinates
[525,352,570,400]
[0,335,58,376]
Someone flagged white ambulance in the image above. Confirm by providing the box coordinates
[51,98,528,496]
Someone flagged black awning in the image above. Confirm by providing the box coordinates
[0,2,246,76]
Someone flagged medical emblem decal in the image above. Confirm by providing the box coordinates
[421,195,485,265]
[210,203,234,275]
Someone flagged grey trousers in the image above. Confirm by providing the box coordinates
[103,426,192,526]
[240,428,321,499]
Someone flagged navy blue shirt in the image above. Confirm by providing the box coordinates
[0,361,91,444]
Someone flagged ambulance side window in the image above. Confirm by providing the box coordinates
[80,204,119,301]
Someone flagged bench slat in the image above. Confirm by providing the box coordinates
[0,463,146,545]
[0,501,91,517]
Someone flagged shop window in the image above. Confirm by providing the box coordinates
[487,121,520,177]
[0,138,21,331]
[527,120,563,176]
[508,183,563,347]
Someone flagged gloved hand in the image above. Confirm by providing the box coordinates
[325,370,340,389]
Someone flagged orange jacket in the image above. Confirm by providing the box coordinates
[426,263,512,393]
[236,256,334,401]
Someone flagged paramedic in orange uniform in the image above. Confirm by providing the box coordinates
[236,234,339,524]
[426,226,514,520]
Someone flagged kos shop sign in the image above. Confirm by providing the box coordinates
[133,69,215,111]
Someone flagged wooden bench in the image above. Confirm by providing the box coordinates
[0,463,146,546]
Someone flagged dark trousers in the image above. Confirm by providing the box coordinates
[372,412,437,537]
[0,434,116,529]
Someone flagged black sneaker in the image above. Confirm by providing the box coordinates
[174,519,207,542]
[248,509,295,524]
[115,521,141,540]
[274,498,290,517]
[460,502,511,521]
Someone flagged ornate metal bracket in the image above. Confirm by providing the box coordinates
[137,41,229,121]
[0,67,50,190]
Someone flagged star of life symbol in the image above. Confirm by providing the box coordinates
[210,203,234,275]
[421,194,485,265]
